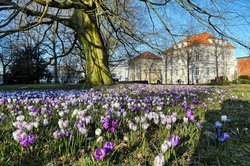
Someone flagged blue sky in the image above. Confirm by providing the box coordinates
[0,1,249,59]
[137,0,250,58]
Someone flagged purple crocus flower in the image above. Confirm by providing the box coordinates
[169,135,180,147]
[20,138,29,147]
[27,135,36,144]
[47,110,52,115]
[110,127,116,133]
[111,119,119,127]
[218,132,230,142]
[189,105,195,111]
[186,110,192,117]
[214,121,222,129]
[101,117,110,130]
[94,148,106,160]
[197,122,203,129]
[53,130,62,139]
[202,103,207,109]
[181,101,188,109]
[103,141,114,153]
[189,115,195,122]
[65,130,72,137]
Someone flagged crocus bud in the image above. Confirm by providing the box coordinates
[154,154,165,166]
[183,117,188,124]
[221,115,227,122]
[95,128,102,136]
[161,142,169,154]
[214,121,222,129]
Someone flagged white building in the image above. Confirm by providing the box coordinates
[163,32,236,84]
[110,63,129,81]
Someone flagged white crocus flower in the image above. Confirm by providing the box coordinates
[142,123,150,130]
[33,121,39,128]
[123,136,129,141]
[163,140,172,148]
[134,117,140,123]
[79,127,88,135]
[183,117,189,124]
[12,130,27,142]
[154,117,159,124]
[95,128,102,136]
[25,123,34,131]
[58,111,64,117]
[128,122,134,129]
[58,119,64,128]
[131,124,138,131]
[112,102,120,108]
[161,142,170,154]
[141,116,146,123]
[154,154,165,166]
[221,115,227,122]
[16,115,25,121]
[62,120,69,128]
[96,136,104,142]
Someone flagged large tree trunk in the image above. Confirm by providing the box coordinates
[71,9,112,87]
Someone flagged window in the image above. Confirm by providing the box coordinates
[111,73,117,78]
[221,55,224,61]
[207,54,209,60]
[196,54,200,61]
[182,69,184,75]
[206,67,209,75]
[221,69,224,76]
[176,69,178,75]
[195,67,199,76]
[137,65,141,79]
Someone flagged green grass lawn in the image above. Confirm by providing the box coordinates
[0,84,249,166]
[190,85,250,165]
[0,83,83,91]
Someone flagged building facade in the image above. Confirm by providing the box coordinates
[164,32,236,84]
[110,64,129,81]
[128,52,164,84]
[237,56,250,77]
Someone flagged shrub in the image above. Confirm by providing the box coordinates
[238,78,250,84]
[78,79,86,84]
[231,79,237,84]
[238,75,249,79]
[210,79,215,83]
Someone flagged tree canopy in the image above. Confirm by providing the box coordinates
[4,44,49,84]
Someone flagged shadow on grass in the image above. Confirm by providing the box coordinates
[190,99,250,165]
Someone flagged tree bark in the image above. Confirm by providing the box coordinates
[70,9,112,87]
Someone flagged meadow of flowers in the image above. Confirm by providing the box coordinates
[0,84,238,165]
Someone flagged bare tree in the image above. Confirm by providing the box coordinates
[1,0,250,87]
[0,36,15,83]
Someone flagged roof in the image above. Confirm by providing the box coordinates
[173,32,235,49]
[236,56,250,59]
[132,52,162,60]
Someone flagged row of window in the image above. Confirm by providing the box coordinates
[169,54,227,62]
[172,67,230,76]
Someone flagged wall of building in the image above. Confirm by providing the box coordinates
[164,44,236,84]
[128,58,163,83]
[237,57,250,77]
[110,64,129,81]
